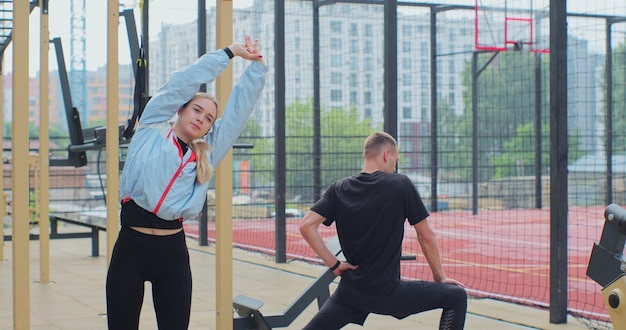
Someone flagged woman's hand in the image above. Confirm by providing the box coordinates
[227,36,264,63]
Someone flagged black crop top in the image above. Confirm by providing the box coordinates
[121,199,183,229]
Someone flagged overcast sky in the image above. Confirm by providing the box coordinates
[16,0,253,76]
[8,0,626,76]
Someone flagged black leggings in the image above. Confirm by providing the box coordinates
[304,280,467,330]
[106,226,192,330]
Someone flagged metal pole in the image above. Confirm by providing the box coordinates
[197,0,208,246]
[471,52,478,215]
[471,51,499,216]
[429,8,438,212]
[275,0,287,263]
[383,0,397,138]
[549,0,568,323]
[313,1,321,202]
[141,0,149,88]
[534,53,542,208]
[605,20,613,204]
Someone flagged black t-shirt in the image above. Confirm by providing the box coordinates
[311,171,429,294]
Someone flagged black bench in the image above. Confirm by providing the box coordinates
[3,215,106,257]
[50,215,106,257]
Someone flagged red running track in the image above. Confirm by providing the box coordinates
[184,206,609,325]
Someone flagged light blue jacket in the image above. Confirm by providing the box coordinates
[120,49,267,221]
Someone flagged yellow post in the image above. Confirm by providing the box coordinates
[12,0,31,328]
[39,0,51,284]
[215,1,234,329]
[106,0,120,264]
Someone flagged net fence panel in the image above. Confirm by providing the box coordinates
[399,0,559,318]
[567,6,626,329]
[7,1,626,328]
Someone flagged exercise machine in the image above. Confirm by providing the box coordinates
[233,237,416,329]
[587,203,626,329]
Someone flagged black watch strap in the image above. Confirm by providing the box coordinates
[223,47,234,59]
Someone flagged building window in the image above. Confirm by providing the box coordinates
[403,73,412,86]
[351,23,358,36]
[349,73,357,88]
[403,90,411,103]
[330,21,342,33]
[403,106,412,119]
[364,58,373,71]
[364,24,373,37]
[403,57,411,70]
[331,72,342,85]
[331,55,342,67]
[364,92,372,104]
[350,40,358,53]
[403,24,411,37]
[331,37,342,49]
[350,91,358,104]
[365,108,372,118]
[331,90,342,102]
[350,59,358,71]
[403,40,411,52]
[365,74,372,88]
[364,40,373,54]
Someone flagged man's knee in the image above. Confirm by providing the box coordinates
[450,285,468,310]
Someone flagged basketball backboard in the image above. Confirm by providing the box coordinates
[474,0,550,53]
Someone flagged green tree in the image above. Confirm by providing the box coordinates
[490,123,584,179]
[237,117,275,187]
[456,51,551,181]
[437,100,473,180]
[605,41,626,154]
[244,99,378,202]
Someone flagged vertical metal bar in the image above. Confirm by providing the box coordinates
[606,20,613,204]
[141,0,149,89]
[215,1,234,328]
[383,0,397,138]
[12,0,31,327]
[313,1,321,202]
[430,8,438,211]
[91,228,99,257]
[534,53,542,208]
[549,0,568,323]
[471,52,478,215]
[106,0,120,264]
[120,9,139,75]
[275,0,287,263]
[198,0,207,93]
[40,0,51,283]
[197,0,208,246]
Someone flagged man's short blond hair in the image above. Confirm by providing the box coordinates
[363,132,397,160]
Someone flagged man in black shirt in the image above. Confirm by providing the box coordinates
[299,131,467,329]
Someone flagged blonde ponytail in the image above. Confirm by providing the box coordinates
[190,139,213,184]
